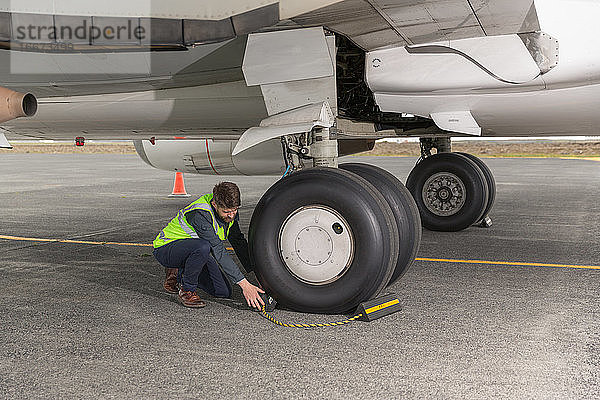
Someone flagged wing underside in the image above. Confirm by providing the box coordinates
[1,0,540,51]
[0,0,543,139]
[291,0,540,50]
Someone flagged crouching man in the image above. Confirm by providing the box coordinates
[153,182,264,309]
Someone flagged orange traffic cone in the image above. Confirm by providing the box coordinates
[168,172,191,198]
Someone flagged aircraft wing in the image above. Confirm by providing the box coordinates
[0,0,547,140]
[0,0,542,98]
[3,0,540,51]
[288,0,540,50]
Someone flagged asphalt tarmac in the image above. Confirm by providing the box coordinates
[0,154,598,399]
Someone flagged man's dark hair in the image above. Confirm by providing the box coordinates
[213,182,241,209]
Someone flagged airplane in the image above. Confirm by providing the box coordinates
[0,0,597,313]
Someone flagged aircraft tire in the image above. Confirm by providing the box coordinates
[454,152,496,221]
[339,163,421,286]
[406,153,488,231]
[249,167,399,313]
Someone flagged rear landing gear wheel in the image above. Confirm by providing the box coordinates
[406,153,488,231]
[455,152,496,223]
[249,167,400,313]
[339,163,421,285]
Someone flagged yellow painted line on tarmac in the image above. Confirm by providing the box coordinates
[0,234,235,250]
[1,234,598,270]
[416,257,600,270]
[558,157,600,161]
[0,234,153,247]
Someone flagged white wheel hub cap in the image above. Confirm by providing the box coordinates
[279,205,353,285]
[422,172,466,216]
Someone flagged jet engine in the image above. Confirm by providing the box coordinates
[134,137,374,176]
[0,87,37,123]
[134,138,285,176]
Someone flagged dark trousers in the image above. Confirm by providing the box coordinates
[153,238,232,298]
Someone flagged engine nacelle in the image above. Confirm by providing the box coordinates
[134,138,286,176]
[0,87,37,124]
[134,138,375,176]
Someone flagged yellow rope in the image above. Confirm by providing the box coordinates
[260,306,362,328]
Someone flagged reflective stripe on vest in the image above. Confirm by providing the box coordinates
[153,193,233,248]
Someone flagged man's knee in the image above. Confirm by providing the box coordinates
[153,247,171,268]
[190,239,211,256]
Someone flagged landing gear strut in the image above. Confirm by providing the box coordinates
[280,127,338,172]
[419,137,452,158]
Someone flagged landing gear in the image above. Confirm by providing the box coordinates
[249,167,400,313]
[406,152,489,231]
[408,137,496,231]
[339,163,421,285]
[455,152,496,226]
[248,124,424,312]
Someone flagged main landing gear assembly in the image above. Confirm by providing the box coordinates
[248,132,495,313]
[249,128,420,313]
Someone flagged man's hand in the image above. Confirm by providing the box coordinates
[237,279,265,310]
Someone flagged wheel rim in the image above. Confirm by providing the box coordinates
[278,205,354,285]
[421,172,466,216]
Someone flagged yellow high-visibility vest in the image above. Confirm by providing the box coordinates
[153,193,233,248]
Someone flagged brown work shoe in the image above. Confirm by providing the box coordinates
[178,289,206,308]
[163,268,179,294]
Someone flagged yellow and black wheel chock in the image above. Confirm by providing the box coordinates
[258,293,402,328]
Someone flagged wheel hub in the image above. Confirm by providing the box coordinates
[279,205,353,285]
[295,226,333,265]
[422,172,466,216]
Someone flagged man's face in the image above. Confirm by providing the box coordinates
[212,200,239,223]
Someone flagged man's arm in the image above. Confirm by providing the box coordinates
[227,218,253,273]
[187,210,245,284]
[187,210,264,309]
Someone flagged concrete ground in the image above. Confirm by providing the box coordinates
[0,154,598,399]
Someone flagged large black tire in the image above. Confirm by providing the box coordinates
[455,152,496,221]
[249,167,399,313]
[339,163,421,285]
[406,153,488,232]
